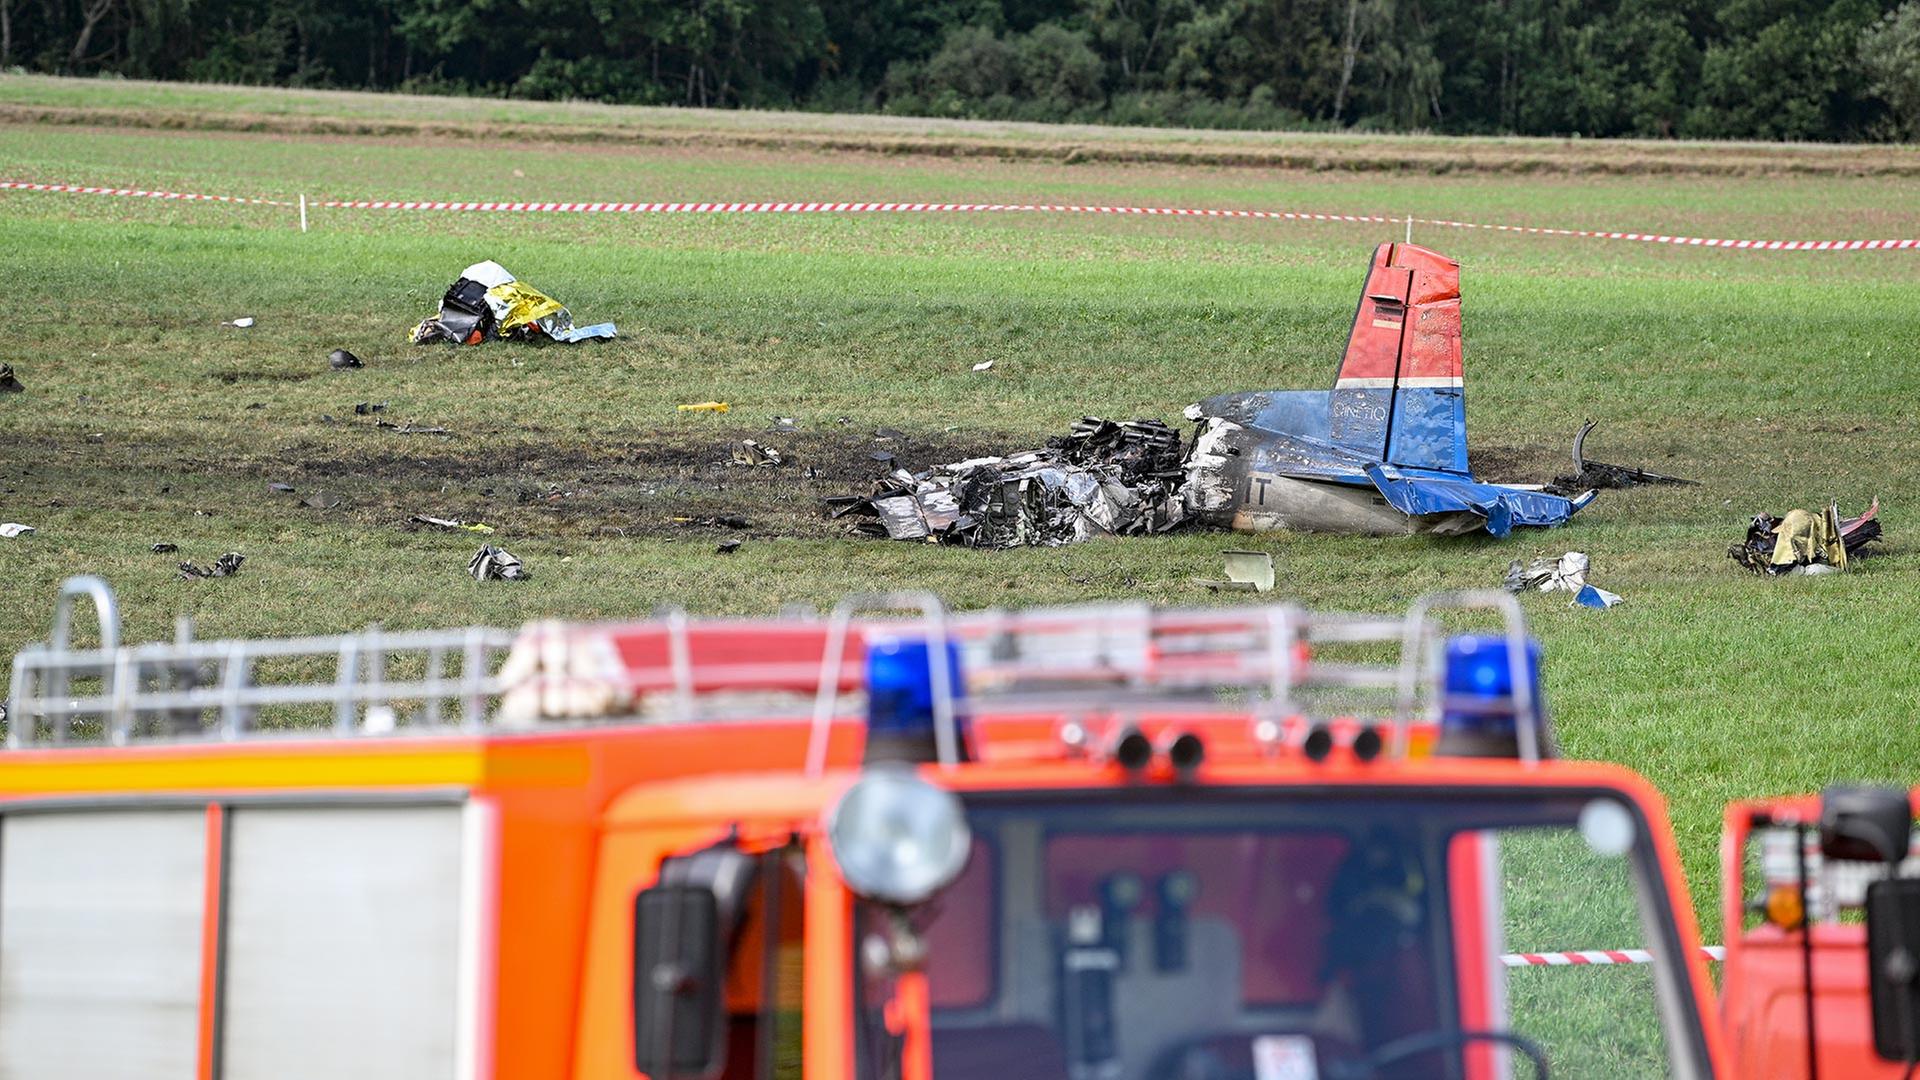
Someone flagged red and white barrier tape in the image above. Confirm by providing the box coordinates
[1501,946,1726,967]
[6,179,1916,251]
[0,180,290,206]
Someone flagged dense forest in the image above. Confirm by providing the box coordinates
[5,0,1920,140]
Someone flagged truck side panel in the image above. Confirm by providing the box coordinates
[220,804,466,1080]
[0,810,207,1079]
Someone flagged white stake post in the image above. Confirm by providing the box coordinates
[1406,213,1413,243]
[300,193,308,233]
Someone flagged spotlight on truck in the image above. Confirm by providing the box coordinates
[827,766,972,906]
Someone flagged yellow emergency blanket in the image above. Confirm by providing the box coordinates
[485,281,567,336]
[1769,506,1847,570]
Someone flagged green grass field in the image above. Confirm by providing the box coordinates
[2,74,1918,957]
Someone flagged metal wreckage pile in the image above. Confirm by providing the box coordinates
[1728,499,1882,576]
[828,418,1188,547]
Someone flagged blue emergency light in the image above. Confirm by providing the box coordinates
[1436,633,1551,759]
[863,635,970,764]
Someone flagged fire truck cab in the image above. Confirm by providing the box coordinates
[2,579,1914,1079]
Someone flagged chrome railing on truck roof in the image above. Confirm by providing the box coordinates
[5,576,1541,761]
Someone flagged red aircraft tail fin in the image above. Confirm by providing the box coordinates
[1327,243,1469,473]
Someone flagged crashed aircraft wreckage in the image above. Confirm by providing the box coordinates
[1184,242,1592,537]
[837,243,1592,546]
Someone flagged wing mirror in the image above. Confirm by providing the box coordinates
[1827,785,1920,1065]
[633,885,725,1079]
[1820,785,1911,864]
[632,844,760,1078]
[1867,879,1920,1064]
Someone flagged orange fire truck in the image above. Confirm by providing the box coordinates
[2,576,1915,1080]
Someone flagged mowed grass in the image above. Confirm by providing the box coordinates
[3,82,1920,950]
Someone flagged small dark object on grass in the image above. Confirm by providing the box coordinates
[150,542,178,554]
[179,552,245,579]
[246,403,267,410]
[0,364,22,393]
[268,482,295,494]
[353,402,386,416]
[376,421,451,436]
[330,349,365,370]
[469,544,528,581]
[716,538,743,554]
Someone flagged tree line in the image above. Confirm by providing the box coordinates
[6,0,1919,140]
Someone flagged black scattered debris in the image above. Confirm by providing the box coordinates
[150,542,178,554]
[1729,498,1882,575]
[353,402,386,416]
[330,348,365,370]
[246,402,267,410]
[732,440,783,468]
[833,416,1188,547]
[468,545,529,581]
[178,552,245,579]
[676,515,753,530]
[1550,419,1697,492]
[267,482,296,495]
[716,538,743,555]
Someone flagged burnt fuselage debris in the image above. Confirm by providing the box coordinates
[1550,419,1697,492]
[1730,499,1882,575]
[0,364,23,393]
[834,417,1187,547]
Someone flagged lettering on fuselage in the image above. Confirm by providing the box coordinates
[1240,473,1278,505]
[1332,400,1387,423]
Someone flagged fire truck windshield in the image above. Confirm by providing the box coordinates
[859,787,1712,1080]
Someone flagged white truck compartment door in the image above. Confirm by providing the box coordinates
[219,804,464,1080]
[0,809,208,1080]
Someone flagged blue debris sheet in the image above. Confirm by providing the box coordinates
[1364,464,1594,539]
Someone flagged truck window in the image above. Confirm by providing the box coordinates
[909,790,1708,1080]
[1467,816,1678,1078]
